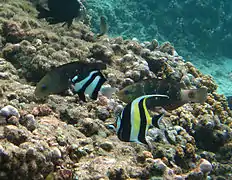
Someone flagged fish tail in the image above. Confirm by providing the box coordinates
[36,4,50,19]
[181,87,208,104]
[195,87,208,103]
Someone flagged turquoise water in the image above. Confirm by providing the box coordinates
[86,0,232,96]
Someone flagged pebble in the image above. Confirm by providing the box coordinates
[20,114,37,131]
[51,147,62,160]
[153,158,167,172]
[96,108,110,121]
[114,104,124,116]
[26,147,37,160]
[143,151,153,159]
[0,105,20,118]
[33,39,42,46]
[125,70,140,81]
[100,141,113,152]
[4,125,28,145]
[122,78,134,87]
[122,53,134,62]
[7,116,19,125]
[0,72,9,79]
[199,159,212,174]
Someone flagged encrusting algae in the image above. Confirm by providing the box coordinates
[0,0,232,179]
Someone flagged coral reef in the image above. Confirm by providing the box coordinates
[87,0,232,58]
[0,0,232,179]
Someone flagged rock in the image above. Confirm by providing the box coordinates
[100,141,114,152]
[125,70,141,81]
[0,145,10,163]
[114,104,124,116]
[153,158,167,172]
[4,125,28,145]
[32,105,53,117]
[90,44,113,64]
[26,147,37,161]
[122,53,134,62]
[0,72,9,79]
[19,114,37,131]
[77,118,99,137]
[122,78,134,87]
[51,147,62,160]
[199,159,212,174]
[96,107,110,121]
[108,166,129,180]
[143,151,153,159]
[159,42,175,55]
[0,105,20,118]
[7,116,19,125]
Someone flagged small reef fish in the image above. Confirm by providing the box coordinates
[71,70,107,102]
[226,96,232,110]
[117,78,208,110]
[35,61,106,100]
[36,0,81,28]
[110,94,169,145]
[97,16,108,37]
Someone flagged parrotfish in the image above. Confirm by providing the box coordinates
[34,61,106,101]
[110,94,169,145]
[117,78,208,110]
[97,16,108,37]
[71,70,106,102]
[36,0,81,28]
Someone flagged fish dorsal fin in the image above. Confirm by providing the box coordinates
[152,113,165,129]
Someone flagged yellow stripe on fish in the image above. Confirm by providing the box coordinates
[114,94,169,145]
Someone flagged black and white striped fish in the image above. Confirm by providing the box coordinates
[111,94,169,145]
[71,70,107,102]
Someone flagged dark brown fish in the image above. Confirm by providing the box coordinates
[35,61,106,97]
[36,0,81,28]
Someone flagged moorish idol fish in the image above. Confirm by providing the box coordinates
[71,70,107,102]
[34,61,106,98]
[117,78,208,111]
[110,94,169,145]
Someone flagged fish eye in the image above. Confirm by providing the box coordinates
[41,84,47,91]
[124,90,130,95]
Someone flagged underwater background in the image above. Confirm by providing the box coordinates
[88,0,232,96]
[0,0,232,179]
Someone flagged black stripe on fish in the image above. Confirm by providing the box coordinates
[117,103,132,142]
[91,72,107,100]
[137,98,148,145]
[72,71,106,102]
[152,113,165,129]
